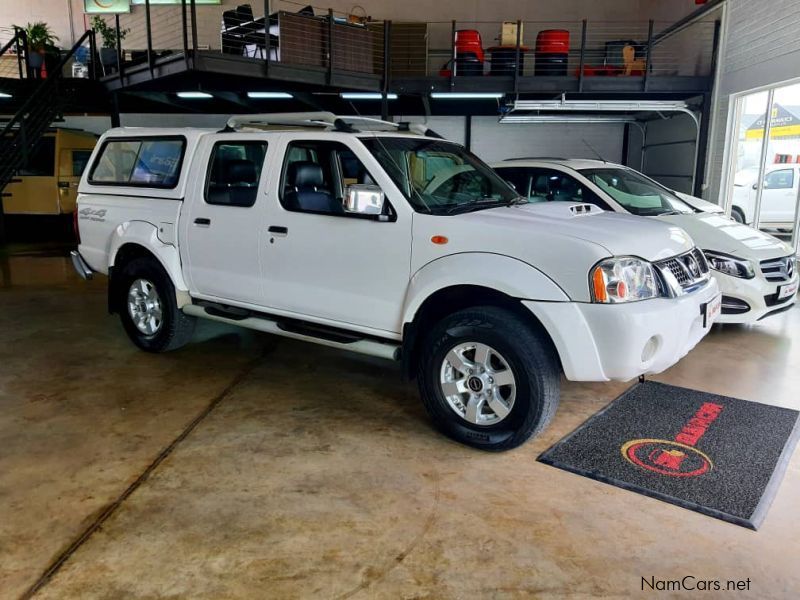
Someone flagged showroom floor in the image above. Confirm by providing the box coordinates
[2,251,800,599]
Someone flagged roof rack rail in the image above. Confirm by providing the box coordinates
[223,112,443,138]
[503,156,569,161]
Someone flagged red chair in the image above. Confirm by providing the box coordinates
[455,29,484,75]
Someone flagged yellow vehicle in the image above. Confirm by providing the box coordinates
[3,129,97,215]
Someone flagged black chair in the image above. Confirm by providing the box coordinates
[284,162,343,214]
[237,4,267,58]
[221,9,246,55]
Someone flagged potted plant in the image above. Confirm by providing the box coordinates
[15,22,59,71]
[91,16,128,69]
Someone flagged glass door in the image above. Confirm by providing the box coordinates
[760,82,800,251]
[723,81,800,254]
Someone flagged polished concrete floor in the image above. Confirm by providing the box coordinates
[1,251,799,599]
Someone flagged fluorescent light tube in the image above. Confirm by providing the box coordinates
[177,91,213,99]
[340,92,398,100]
[430,92,504,99]
[247,92,293,99]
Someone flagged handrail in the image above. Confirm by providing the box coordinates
[0,29,96,140]
[0,32,19,57]
[0,28,28,78]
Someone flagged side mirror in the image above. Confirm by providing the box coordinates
[344,184,385,216]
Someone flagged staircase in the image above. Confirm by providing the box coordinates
[0,30,98,241]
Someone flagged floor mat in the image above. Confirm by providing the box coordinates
[538,381,800,529]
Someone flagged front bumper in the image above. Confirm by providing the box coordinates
[713,270,797,324]
[523,278,720,382]
[70,250,93,280]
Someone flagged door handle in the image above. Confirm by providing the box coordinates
[194,217,211,227]
[268,225,288,236]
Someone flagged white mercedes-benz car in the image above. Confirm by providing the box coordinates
[492,158,797,324]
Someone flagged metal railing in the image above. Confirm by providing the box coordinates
[0,28,31,79]
[92,3,718,93]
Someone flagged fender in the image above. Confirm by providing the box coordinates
[401,252,570,326]
[108,220,190,299]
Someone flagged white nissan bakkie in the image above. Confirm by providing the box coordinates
[71,112,720,451]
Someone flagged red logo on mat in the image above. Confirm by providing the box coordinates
[621,402,723,478]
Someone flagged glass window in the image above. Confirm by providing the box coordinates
[580,167,695,216]
[280,140,386,216]
[205,141,267,207]
[89,138,185,188]
[496,166,611,209]
[764,168,794,189]
[361,137,517,215]
[494,167,532,199]
[18,136,56,176]
[72,150,93,176]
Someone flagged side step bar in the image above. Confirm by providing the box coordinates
[182,303,401,361]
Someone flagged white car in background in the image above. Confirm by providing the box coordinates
[493,158,798,324]
[731,164,799,229]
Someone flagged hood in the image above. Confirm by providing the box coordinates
[466,202,695,262]
[411,202,697,303]
[674,191,725,214]
[657,212,793,260]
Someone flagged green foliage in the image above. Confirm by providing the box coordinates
[15,21,60,52]
[91,15,129,50]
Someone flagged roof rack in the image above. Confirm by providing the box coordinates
[223,112,443,138]
[503,156,569,161]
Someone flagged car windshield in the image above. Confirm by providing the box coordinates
[361,137,518,214]
[579,167,695,216]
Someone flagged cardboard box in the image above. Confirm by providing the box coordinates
[500,22,523,47]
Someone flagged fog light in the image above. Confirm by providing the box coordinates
[641,336,659,362]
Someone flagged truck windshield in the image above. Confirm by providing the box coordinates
[579,168,695,216]
[361,137,518,214]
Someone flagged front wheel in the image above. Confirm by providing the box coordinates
[731,206,746,224]
[117,257,196,352]
[418,306,560,451]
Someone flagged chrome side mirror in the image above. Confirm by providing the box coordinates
[344,184,385,216]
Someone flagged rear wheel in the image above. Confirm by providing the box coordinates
[418,306,560,451]
[117,257,195,352]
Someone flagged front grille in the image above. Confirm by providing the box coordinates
[764,290,797,307]
[655,248,710,293]
[760,255,796,282]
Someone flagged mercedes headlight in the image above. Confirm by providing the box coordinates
[703,250,755,279]
[590,257,660,303]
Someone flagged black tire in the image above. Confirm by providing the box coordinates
[731,206,746,224]
[116,257,196,353]
[417,306,560,451]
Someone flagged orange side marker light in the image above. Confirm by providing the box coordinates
[431,235,449,245]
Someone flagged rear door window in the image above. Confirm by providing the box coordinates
[205,141,268,207]
[89,138,185,188]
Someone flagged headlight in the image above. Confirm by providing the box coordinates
[703,250,755,279]
[590,257,660,303]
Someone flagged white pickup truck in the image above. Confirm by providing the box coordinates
[71,112,720,450]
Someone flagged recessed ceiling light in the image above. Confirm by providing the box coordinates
[247,91,293,99]
[340,92,398,100]
[430,92,504,99]
[177,91,213,99]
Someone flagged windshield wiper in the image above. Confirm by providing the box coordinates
[507,196,528,206]
[442,198,510,215]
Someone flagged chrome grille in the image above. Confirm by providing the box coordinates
[655,248,711,293]
[760,255,795,282]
